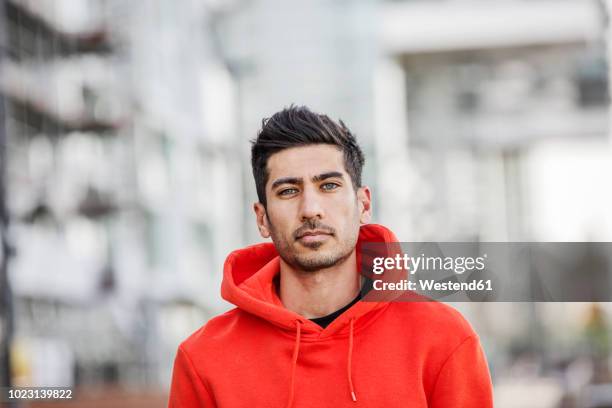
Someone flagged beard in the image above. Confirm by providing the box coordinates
[269,217,359,272]
[288,242,355,272]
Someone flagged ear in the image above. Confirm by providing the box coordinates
[253,202,271,238]
[357,186,372,224]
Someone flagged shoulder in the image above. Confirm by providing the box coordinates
[179,307,249,357]
[384,300,478,340]
[382,301,484,380]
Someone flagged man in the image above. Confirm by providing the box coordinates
[169,106,493,407]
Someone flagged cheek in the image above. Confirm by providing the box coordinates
[266,206,293,234]
[333,195,361,227]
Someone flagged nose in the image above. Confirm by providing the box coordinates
[298,185,324,222]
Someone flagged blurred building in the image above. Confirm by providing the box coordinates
[376,0,610,243]
[0,0,242,397]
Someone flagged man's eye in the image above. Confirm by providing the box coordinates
[279,188,298,196]
[321,183,339,191]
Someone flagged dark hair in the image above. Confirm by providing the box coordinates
[251,105,365,207]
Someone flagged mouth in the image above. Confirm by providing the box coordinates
[296,230,333,244]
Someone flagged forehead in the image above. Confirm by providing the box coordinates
[266,144,345,182]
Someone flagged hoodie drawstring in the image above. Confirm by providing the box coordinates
[286,318,358,407]
[347,317,357,402]
[286,320,302,408]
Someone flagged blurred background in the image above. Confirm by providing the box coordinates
[0,0,612,407]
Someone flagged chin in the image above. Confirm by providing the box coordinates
[292,250,348,271]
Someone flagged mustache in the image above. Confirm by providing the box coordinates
[293,219,335,240]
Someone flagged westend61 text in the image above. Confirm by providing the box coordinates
[372,279,493,292]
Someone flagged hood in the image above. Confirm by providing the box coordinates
[221,223,401,337]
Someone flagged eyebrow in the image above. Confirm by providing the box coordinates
[270,171,344,190]
[313,171,344,183]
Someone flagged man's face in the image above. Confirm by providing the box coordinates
[254,144,371,272]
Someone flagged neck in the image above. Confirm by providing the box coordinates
[278,250,361,319]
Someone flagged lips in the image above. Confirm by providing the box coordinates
[295,230,334,247]
[297,230,332,239]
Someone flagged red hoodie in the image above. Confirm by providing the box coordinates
[169,224,493,407]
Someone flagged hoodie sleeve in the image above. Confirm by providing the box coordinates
[429,335,493,408]
[168,345,216,408]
